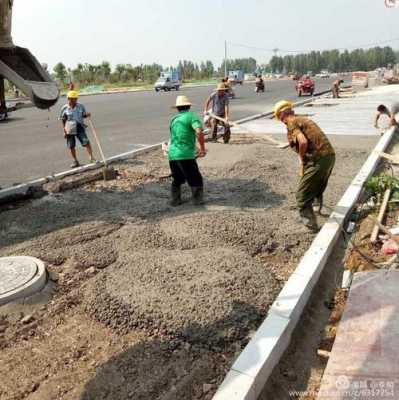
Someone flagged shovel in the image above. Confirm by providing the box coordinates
[208,112,289,149]
[87,117,117,181]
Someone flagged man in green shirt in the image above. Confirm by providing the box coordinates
[168,95,207,206]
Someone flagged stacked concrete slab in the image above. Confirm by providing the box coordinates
[318,271,399,399]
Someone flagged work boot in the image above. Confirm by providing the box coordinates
[212,133,218,142]
[313,195,323,214]
[170,185,182,207]
[223,128,231,144]
[191,186,205,206]
[299,207,319,232]
[70,160,80,168]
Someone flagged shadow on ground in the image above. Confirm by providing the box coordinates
[0,176,285,250]
[80,302,262,400]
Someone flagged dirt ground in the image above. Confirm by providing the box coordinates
[345,138,399,274]
[0,132,378,400]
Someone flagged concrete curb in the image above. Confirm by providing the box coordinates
[0,143,163,204]
[0,256,47,306]
[234,90,331,125]
[212,126,397,400]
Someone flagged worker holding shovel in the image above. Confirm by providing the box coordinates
[331,79,344,98]
[274,100,335,232]
[168,95,207,206]
[59,91,95,168]
[204,83,231,143]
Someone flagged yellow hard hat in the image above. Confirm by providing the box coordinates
[274,100,294,120]
[67,90,79,99]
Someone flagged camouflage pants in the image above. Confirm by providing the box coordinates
[332,86,339,98]
[296,154,335,210]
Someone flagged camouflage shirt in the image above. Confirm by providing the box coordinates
[286,116,335,160]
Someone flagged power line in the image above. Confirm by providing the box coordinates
[228,37,399,55]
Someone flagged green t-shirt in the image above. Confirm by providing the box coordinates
[168,111,203,161]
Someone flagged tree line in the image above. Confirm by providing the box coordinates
[53,61,163,86]
[53,47,399,86]
[267,46,398,74]
[53,57,262,86]
[53,60,220,86]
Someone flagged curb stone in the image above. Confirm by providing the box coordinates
[212,125,397,400]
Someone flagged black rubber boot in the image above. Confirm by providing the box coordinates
[191,186,205,206]
[223,126,231,144]
[212,123,218,142]
[299,206,318,232]
[170,185,182,207]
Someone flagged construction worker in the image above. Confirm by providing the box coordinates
[168,95,206,206]
[60,91,95,168]
[374,103,399,130]
[204,83,231,143]
[332,79,344,98]
[255,74,265,93]
[274,100,336,232]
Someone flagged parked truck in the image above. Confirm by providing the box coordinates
[154,70,181,92]
[228,70,244,85]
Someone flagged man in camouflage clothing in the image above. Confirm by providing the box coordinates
[331,79,344,98]
[274,100,335,231]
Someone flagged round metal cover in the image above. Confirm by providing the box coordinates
[0,256,38,295]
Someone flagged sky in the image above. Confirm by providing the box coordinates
[11,0,399,71]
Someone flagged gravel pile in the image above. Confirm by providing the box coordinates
[85,247,280,348]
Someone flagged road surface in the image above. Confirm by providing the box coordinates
[0,78,335,187]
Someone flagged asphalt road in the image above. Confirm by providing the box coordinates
[0,78,335,187]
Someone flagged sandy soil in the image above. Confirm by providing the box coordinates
[0,132,378,400]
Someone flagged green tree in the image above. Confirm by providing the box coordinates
[100,61,111,81]
[53,62,67,82]
[115,64,126,81]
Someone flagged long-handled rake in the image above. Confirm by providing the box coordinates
[208,112,289,149]
[87,117,117,181]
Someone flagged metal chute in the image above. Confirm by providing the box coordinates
[0,0,59,116]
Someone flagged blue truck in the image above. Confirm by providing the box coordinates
[154,70,182,92]
[228,70,244,85]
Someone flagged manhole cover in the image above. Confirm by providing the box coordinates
[0,256,47,305]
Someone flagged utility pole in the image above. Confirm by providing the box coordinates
[224,40,227,78]
[272,48,279,73]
